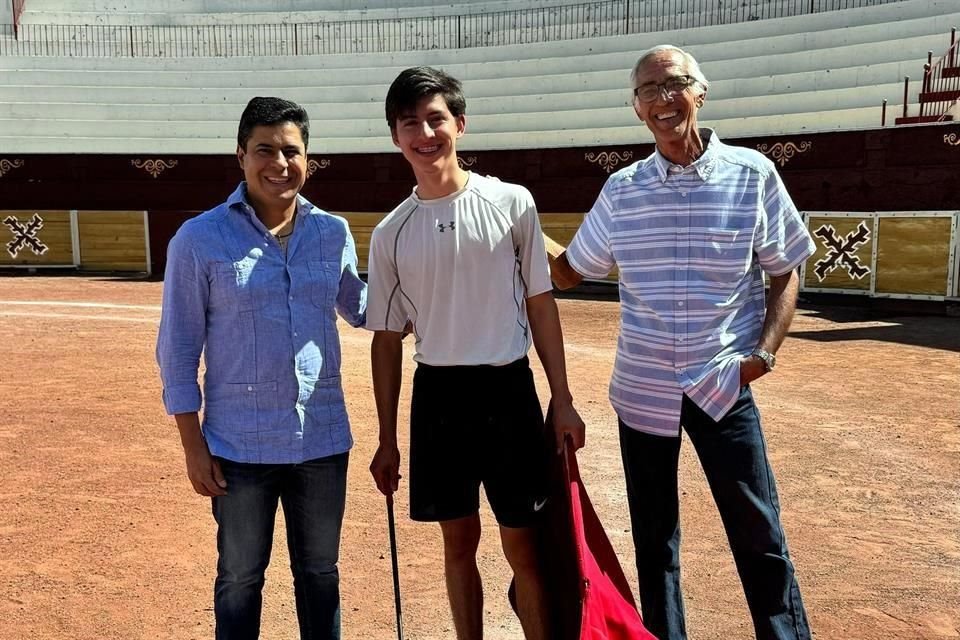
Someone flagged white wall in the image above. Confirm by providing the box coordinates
[1,2,13,24]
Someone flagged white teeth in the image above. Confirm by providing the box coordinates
[266,177,289,183]
[656,111,679,120]
[417,145,439,153]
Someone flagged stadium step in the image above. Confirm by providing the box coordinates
[894,114,954,123]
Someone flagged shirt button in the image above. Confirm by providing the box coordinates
[294,332,299,337]
[247,385,253,392]
[681,191,688,197]
[289,295,293,301]
[677,301,684,307]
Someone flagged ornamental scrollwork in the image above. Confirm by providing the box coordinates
[457,155,478,169]
[0,159,25,178]
[756,141,812,167]
[944,133,960,147]
[584,150,634,173]
[307,158,331,178]
[131,159,178,178]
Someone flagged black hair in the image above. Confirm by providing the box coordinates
[384,66,466,130]
[237,97,310,150]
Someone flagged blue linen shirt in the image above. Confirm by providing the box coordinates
[156,184,367,463]
[566,130,815,437]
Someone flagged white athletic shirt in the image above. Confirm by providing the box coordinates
[366,173,553,366]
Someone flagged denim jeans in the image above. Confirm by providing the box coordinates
[619,387,810,640]
[211,452,348,640]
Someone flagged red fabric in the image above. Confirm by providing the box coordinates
[508,432,656,639]
[563,446,657,640]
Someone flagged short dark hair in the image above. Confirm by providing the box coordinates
[385,66,466,130]
[237,97,310,151]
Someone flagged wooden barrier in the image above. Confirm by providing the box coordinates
[76,211,149,273]
[801,211,958,300]
[0,210,75,267]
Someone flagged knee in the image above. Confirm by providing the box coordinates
[500,529,540,578]
[441,520,481,565]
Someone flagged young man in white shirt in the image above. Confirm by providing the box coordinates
[367,66,585,640]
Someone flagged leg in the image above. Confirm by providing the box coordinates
[439,514,484,640]
[683,389,811,640]
[618,421,687,640]
[480,359,551,639]
[500,525,549,640]
[211,459,282,640]
[281,451,349,640]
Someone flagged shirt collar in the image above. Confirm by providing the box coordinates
[226,182,312,217]
[653,128,720,183]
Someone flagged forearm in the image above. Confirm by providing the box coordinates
[526,292,573,404]
[371,332,404,445]
[542,233,583,290]
[174,412,205,451]
[758,270,800,353]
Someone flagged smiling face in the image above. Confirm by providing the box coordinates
[391,93,465,180]
[237,122,307,213]
[632,49,705,148]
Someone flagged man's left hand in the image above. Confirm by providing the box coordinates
[551,398,586,453]
[739,355,767,386]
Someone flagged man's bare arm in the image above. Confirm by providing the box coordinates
[174,412,227,497]
[369,330,404,495]
[542,233,583,290]
[526,291,586,451]
[740,269,801,385]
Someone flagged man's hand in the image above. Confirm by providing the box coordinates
[739,355,768,387]
[182,439,227,497]
[551,398,586,453]
[370,444,401,496]
[175,412,227,497]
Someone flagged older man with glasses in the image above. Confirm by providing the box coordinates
[545,45,815,640]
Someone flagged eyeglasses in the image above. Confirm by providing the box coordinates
[633,75,698,103]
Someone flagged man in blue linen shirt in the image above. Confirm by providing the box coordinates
[156,97,366,640]
[547,46,815,640]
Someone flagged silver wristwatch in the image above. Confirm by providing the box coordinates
[751,348,776,372]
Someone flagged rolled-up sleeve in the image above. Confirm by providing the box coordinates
[754,166,816,276]
[336,219,367,328]
[156,227,207,415]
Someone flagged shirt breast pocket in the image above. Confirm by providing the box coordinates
[210,261,266,312]
[308,260,340,310]
[702,229,752,281]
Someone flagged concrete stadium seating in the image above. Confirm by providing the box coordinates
[0,0,953,154]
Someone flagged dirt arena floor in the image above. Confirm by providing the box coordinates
[0,275,957,640]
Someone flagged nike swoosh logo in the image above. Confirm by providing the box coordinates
[533,498,548,512]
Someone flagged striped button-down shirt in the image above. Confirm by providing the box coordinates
[566,130,814,437]
[156,184,367,463]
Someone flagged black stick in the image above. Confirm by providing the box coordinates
[386,493,404,640]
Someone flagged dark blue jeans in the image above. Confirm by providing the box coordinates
[619,387,810,640]
[211,452,348,640]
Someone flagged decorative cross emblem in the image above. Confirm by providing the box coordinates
[812,222,871,282]
[437,221,455,233]
[4,213,49,259]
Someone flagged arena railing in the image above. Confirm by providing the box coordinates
[1,0,906,57]
[920,28,959,121]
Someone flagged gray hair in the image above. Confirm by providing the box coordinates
[630,45,709,95]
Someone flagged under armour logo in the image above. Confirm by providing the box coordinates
[437,221,455,233]
[4,213,48,259]
[812,222,871,282]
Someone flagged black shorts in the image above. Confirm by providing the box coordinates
[408,356,550,528]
